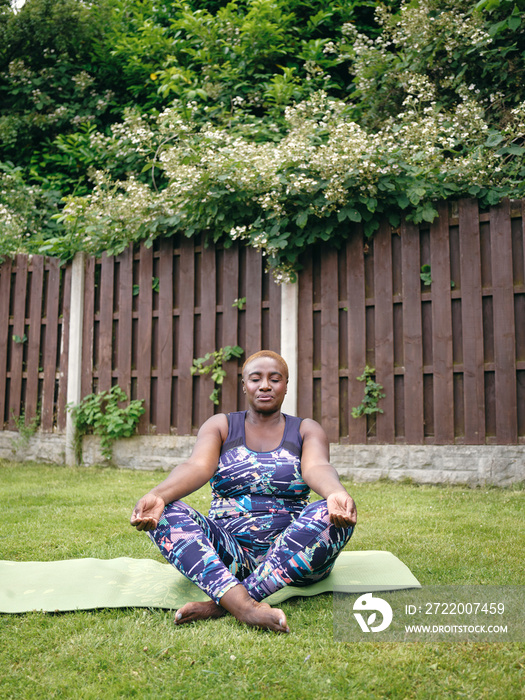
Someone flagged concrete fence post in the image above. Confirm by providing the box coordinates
[65,252,85,466]
[280,281,299,416]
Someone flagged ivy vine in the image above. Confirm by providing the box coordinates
[191,345,244,405]
[351,366,386,419]
[68,385,145,463]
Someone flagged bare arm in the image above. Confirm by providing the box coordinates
[130,413,227,531]
[300,419,357,527]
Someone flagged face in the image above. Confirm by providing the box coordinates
[242,357,288,413]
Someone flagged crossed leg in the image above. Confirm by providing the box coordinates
[149,499,354,632]
[242,499,355,601]
[149,501,289,632]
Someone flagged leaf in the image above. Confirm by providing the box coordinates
[486,189,502,205]
[395,194,410,209]
[420,264,432,286]
[365,197,378,213]
[295,210,308,228]
[388,212,401,228]
[497,145,525,156]
[420,203,438,223]
[485,132,504,148]
[337,206,360,223]
[508,14,522,31]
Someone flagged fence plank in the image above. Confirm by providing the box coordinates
[244,246,262,359]
[117,245,133,398]
[25,256,44,425]
[8,255,27,426]
[374,223,396,443]
[57,262,71,432]
[459,199,485,443]
[98,254,114,392]
[0,259,12,426]
[177,239,195,434]
[431,204,455,443]
[522,200,525,288]
[196,244,216,427]
[401,221,424,443]
[490,199,518,443]
[41,258,60,431]
[321,248,339,443]
[268,274,281,353]
[297,253,314,419]
[82,256,95,398]
[156,238,174,434]
[137,244,153,432]
[221,245,240,412]
[346,230,367,443]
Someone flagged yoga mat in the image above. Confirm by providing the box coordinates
[0,551,420,614]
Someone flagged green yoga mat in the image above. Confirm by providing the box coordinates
[0,551,420,614]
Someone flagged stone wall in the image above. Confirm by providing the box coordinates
[0,431,67,465]
[329,444,525,488]
[1,431,523,488]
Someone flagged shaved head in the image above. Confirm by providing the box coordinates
[242,351,289,379]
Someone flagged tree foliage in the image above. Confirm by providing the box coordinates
[0,0,120,165]
[1,0,524,273]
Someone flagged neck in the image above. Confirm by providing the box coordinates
[245,408,283,425]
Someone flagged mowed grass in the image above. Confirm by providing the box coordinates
[0,460,524,700]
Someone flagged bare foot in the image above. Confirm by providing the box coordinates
[174,600,226,625]
[219,585,290,633]
[234,599,290,633]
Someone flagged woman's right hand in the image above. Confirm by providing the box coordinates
[130,493,166,531]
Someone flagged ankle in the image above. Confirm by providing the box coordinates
[219,584,253,615]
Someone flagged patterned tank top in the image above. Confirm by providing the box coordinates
[208,411,310,520]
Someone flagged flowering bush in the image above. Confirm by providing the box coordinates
[1,0,524,276]
[55,83,525,277]
[0,163,62,260]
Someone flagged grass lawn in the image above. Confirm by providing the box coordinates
[0,460,524,699]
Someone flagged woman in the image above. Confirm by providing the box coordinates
[130,350,357,633]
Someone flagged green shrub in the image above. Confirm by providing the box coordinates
[68,385,145,463]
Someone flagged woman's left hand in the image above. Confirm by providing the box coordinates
[327,491,357,528]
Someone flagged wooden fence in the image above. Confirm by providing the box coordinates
[297,199,525,444]
[80,235,281,434]
[1,199,524,445]
[0,255,70,432]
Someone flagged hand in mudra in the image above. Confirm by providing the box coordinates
[130,493,165,531]
[326,491,357,528]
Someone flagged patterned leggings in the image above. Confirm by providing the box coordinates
[149,499,354,604]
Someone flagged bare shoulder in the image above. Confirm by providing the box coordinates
[187,413,229,466]
[196,413,229,443]
[299,417,328,442]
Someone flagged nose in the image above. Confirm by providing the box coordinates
[260,375,271,390]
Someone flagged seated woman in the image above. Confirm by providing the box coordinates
[130,350,357,633]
